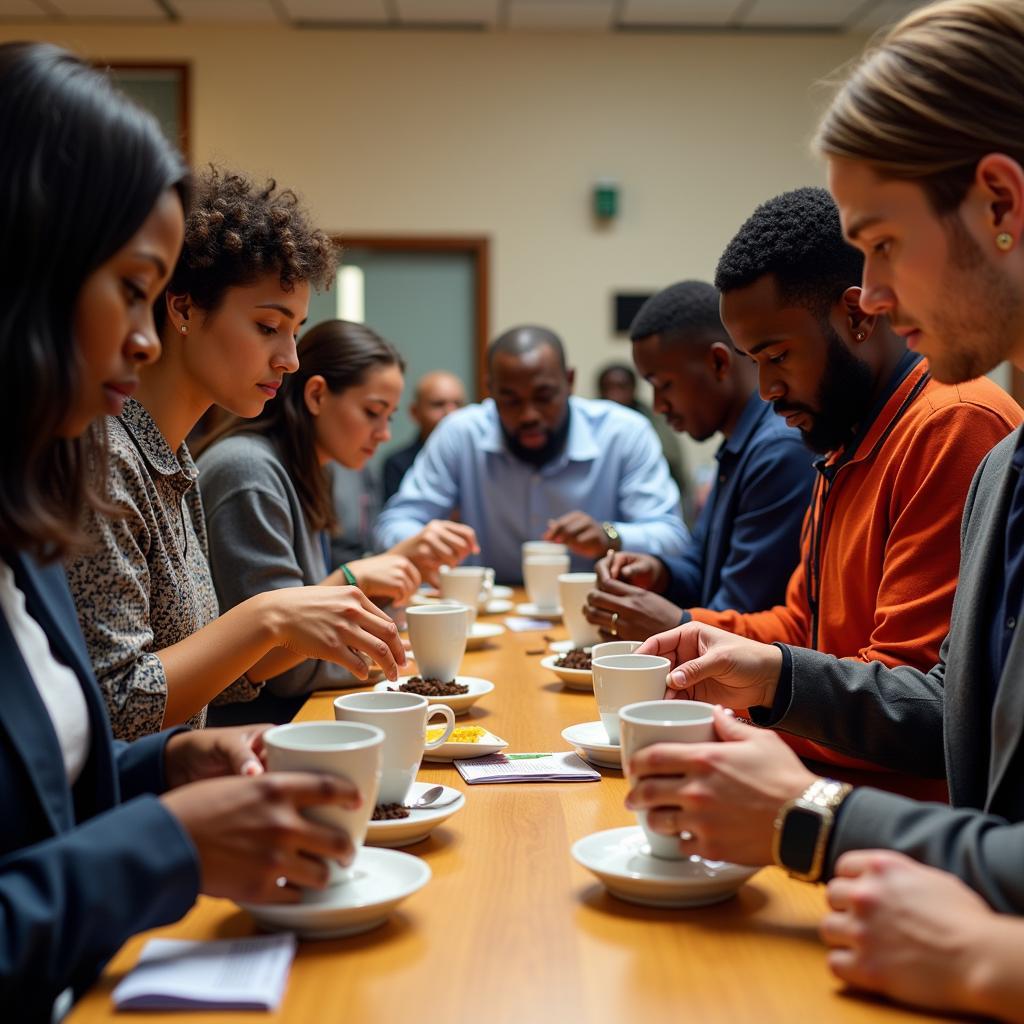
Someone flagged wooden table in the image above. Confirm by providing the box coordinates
[70,601,949,1023]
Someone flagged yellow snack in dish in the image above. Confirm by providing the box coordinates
[427,724,486,744]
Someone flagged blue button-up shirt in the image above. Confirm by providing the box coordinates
[374,396,689,583]
[661,393,813,612]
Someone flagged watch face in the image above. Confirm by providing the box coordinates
[781,807,821,875]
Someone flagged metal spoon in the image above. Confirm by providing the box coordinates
[405,785,461,810]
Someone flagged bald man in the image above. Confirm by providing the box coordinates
[375,326,688,582]
[383,371,466,501]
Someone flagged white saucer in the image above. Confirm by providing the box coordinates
[466,622,505,649]
[541,654,593,691]
[482,598,514,615]
[422,728,508,762]
[409,591,438,606]
[572,826,759,908]
[548,639,586,654]
[366,783,465,848]
[491,585,513,599]
[241,847,431,939]
[515,602,563,620]
[561,721,620,767]
[374,676,495,715]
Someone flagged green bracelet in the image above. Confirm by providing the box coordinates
[340,564,358,587]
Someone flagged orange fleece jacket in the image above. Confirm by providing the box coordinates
[689,360,1022,793]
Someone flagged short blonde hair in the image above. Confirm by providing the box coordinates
[815,0,1024,212]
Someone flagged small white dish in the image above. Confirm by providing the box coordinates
[572,826,759,909]
[422,728,508,762]
[409,591,439,606]
[561,720,620,767]
[515,602,563,620]
[491,585,513,599]
[548,639,584,654]
[241,847,431,939]
[465,622,505,650]
[482,598,514,615]
[365,782,465,848]
[374,676,495,716]
[541,654,593,691]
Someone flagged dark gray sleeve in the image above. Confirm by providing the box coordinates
[772,643,947,776]
[829,788,1024,912]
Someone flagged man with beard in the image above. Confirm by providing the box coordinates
[374,326,687,582]
[588,186,1021,795]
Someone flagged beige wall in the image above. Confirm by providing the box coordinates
[1,22,866,467]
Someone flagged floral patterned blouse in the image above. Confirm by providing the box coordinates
[65,398,260,740]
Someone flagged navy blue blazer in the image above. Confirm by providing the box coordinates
[661,395,813,612]
[0,550,198,1022]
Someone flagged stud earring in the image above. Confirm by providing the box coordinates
[854,330,867,341]
[997,231,1015,252]
[180,324,188,334]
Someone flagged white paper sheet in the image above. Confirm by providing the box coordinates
[454,751,601,783]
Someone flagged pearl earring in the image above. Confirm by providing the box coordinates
[997,232,1014,252]
[180,324,188,334]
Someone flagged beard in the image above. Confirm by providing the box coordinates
[774,323,876,455]
[501,410,572,466]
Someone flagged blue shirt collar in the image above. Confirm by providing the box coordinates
[478,396,600,464]
[718,392,770,460]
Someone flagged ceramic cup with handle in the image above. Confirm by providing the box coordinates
[522,540,568,557]
[523,554,570,612]
[590,639,641,661]
[405,602,471,680]
[334,690,455,804]
[619,699,715,859]
[262,720,384,885]
[558,572,601,648]
[591,653,671,744]
[438,566,495,623]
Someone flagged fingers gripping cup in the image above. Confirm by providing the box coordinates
[591,653,671,744]
[406,603,471,679]
[262,721,384,885]
[619,700,715,859]
[558,572,601,648]
[334,690,455,804]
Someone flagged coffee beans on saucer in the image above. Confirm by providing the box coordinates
[555,648,592,671]
[372,803,411,821]
[392,676,470,697]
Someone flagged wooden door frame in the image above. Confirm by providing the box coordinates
[102,62,192,163]
[332,235,490,399]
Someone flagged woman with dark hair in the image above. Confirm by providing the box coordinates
[0,42,365,1021]
[196,319,421,722]
[65,171,406,741]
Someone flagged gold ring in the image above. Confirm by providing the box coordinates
[611,612,619,637]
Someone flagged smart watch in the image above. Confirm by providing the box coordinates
[601,521,622,552]
[772,778,852,882]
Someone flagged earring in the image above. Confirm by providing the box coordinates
[180,324,188,334]
[997,232,1015,252]
[854,330,867,341]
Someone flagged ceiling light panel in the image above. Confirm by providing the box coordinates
[0,0,52,16]
[281,0,389,22]
[741,0,864,28]
[507,0,615,31]
[171,0,278,19]
[848,0,927,32]
[394,0,499,25]
[620,0,746,26]
[49,0,166,16]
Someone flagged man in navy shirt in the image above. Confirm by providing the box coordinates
[584,280,813,638]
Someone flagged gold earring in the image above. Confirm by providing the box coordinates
[854,330,867,341]
[997,231,1014,251]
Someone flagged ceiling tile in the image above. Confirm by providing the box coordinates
[49,0,165,16]
[741,0,864,28]
[619,1,746,27]
[0,0,51,16]
[394,0,499,26]
[281,0,388,23]
[848,0,928,33]
[507,0,614,31]
[171,0,278,19]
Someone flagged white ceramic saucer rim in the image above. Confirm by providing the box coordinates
[482,599,514,615]
[491,585,513,599]
[540,654,592,682]
[470,622,506,638]
[561,720,619,754]
[422,730,508,761]
[366,784,465,830]
[514,602,563,619]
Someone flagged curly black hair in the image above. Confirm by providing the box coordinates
[160,166,337,324]
[713,187,863,316]
[629,280,726,345]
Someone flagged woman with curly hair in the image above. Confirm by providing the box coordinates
[66,167,406,740]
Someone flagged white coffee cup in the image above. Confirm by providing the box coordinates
[558,572,601,648]
[262,720,383,885]
[334,690,456,804]
[522,540,568,557]
[406,603,471,680]
[591,639,641,661]
[591,653,671,744]
[523,554,570,612]
[439,566,495,622]
[619,700,715,859]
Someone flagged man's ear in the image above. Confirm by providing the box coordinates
[974,153,1024,250]
[304,374,327,415]
[842,286,877,344]
[565,367,576,393]
[708,341,733,381]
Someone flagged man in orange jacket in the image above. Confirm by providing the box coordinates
[586,186,1022,796]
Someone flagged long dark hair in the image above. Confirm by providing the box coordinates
[197,319,405,532]
[0,42,189,560]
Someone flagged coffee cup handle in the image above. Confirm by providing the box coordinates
[424,705,457,748]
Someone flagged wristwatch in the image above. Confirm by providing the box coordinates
[772,778,852,882]
[601,521,622,552]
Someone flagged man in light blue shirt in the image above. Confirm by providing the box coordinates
[374,326,688,583]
